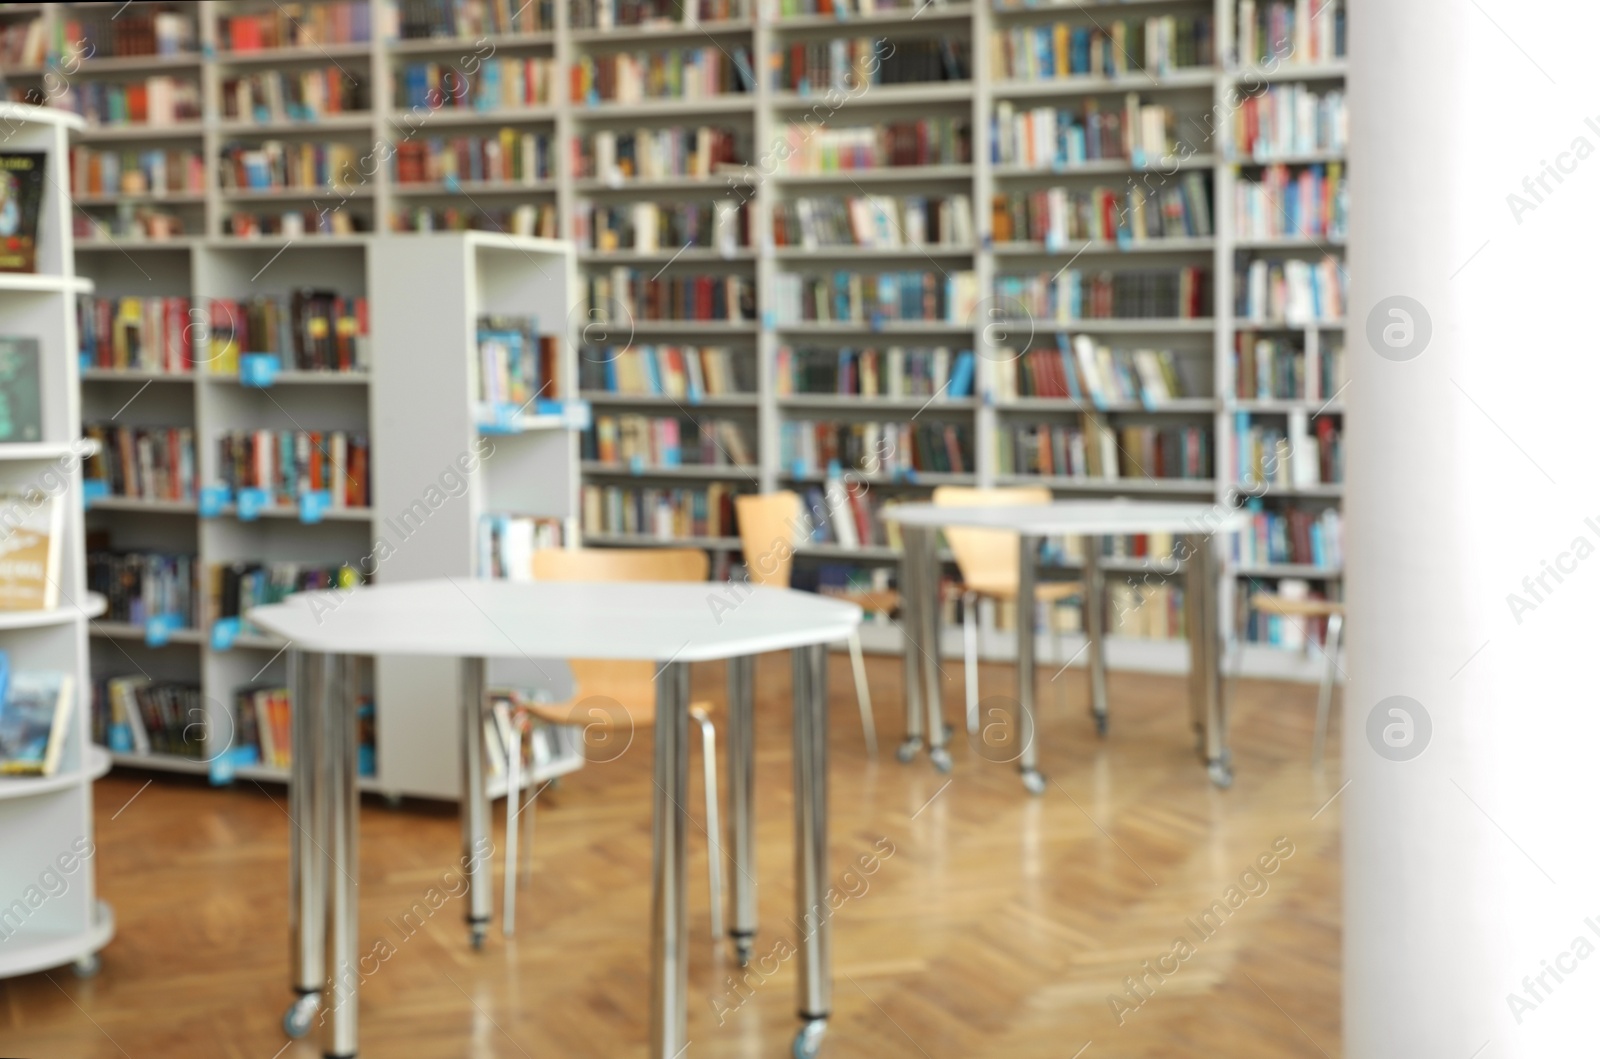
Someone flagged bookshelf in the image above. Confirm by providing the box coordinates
[28,0,1347,689]
[0,103,113,982]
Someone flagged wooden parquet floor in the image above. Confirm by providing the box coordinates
[0,653,1342,1058]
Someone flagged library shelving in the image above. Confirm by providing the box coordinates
[38,0,1347,684]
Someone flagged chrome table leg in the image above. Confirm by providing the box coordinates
[1185,534,1232,788]
[649,662,692,1057]
[1081,536,1110,737]
[322,654,360,1058]
[460,657,491,949]
[725,654,757,965]
[284,649,325,1039]
[792,644,832,1057]
[896,523,926,763]
[921,525,951,773]
[1016,535,1045,794]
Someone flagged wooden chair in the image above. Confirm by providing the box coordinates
[931,486,1085,734]
[734,491,883,756]
[498,547,725,948]
[1250,594,1345,764]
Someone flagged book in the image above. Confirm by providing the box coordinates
[0,491,61,610]
[0,671,74,775]
[0,337,41,443]
[0,152,46,273]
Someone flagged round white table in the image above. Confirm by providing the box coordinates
[250,578,861,1059]
[883,500,1250,792]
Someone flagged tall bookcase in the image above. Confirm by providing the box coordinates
[16,0,1347,714]
[0,103,113,980]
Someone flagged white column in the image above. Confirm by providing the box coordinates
[1348,1,1600,1055]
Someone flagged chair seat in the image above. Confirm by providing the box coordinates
[964,579,1086,603]
[833,588,900,613]
[1253,595,1345,618]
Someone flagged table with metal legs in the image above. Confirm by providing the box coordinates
[885,502,1246,793]
[254,578,857,1059]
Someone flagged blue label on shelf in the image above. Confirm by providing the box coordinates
[299,489,332,524]
[145,613,180,648]
[236,487,270,521]
[444,174,462,193]
[1045,231,1063,253]
[791,459,807,479]
[201,42,216,59]
[109,723,133,753]
[563,399,591,430]
[1132,148,1148,169]
[239,353,281,387]
[82,478,108,507]
[199,485,230,519]
[629,454,645,475]
[869,310,885,332]
[981,232,994,250]
[79,351,90,372]
[211,617,241,651]
[762,310,776,330]
[209,745,260,786]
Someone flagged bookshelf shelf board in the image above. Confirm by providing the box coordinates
[770,4,974,29]
[583,532,742,550]
[216,113,375,134]
[214,43,374,65]
[76,236,204,252]
[992,0,1199,12]
[771,245,974,261]
[205,371,370,385]
[992,237,1216,256]
[1234,563,1344,579]
[0,901,114,980]
[391,179,556,196]
[0,274,93,295]
[216,504,376,521]
[1232,150,1346,167]
[568,19,754,43]
[573,175,754,194]
[992,317,1215,333]
[208,234,376,248]
[87,497,198,514]
[779,394,978,411]
[106,750,398,791]
[386,106,559,126]
[992,155,1216,178]
[991,70,1216,99]
[219,186,375,201]
[1234,482,1344,499]
[1233,236,1346,250]
[474,414,567,432]
[75,191,206,206]
[774,321,974,335]
[0,594,106,630]
[995,397,1216,413]
[580,461,758,480]
[769,83,973,109]
[92,621,204,644]
[72,53,204,74]
[82,368,195,382]
[783,470,976,486]
[1231,61,1349,83]
[580,391,759,407]
[994,474,1218,493]
[1237,318,1346,332]
[579,247,756,264]
[793,542,904,562]
[232,631,289,650]
[774,164,974,186]
[0,440,99,461]
[74,121,207,143]
[573,96,755,119]
[623,321,762,335]
[388,31,557,53]
[0,748,112,802]
[1231,398,1345,414]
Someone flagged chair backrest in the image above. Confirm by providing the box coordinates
[930,485,1053,588]
[735,491,801,588]
[532,546,709,584]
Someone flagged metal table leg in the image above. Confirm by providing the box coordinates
[322,654,360,1058]
[283,649,326,1039]
[896,523,926,764]
[460,657,491,950]
[649,661,691,1058]
[725,654,757,966]
[1185,534,1232,788]
[792,644,831,1058]
[922,525,951,774]
[1081,536,1110,737]
[1016,535,1046,794]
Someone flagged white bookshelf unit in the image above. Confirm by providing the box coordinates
[22,0,1348,713]
[0,103,114,981]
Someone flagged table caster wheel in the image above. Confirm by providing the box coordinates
[1207,760,1234,789]
[1020,769,1047,796]
[470,925,487,951]
[929,747,953,774]
[1093,711,1108,737]
[733,935,754,967]
[895,738,921,764]
[382,792,403,809]
[283,991,319,1038]
[793,1018,827,1058]
[72,953,100,979]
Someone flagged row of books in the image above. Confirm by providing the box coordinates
[1235,163,1346,241]
[1237,0,1346,69]
[773,195,975,249]
[393,131,554,186]
[577,126,740,182]
[0,17,45,67]
[219,4,372,51]
[776,346,976,399]
[1232,502,1343,569]
[1234,331,1345,402]
[74,206,190,242]
[482,697,582,783]
[570,0,749,30]
[58,77,201,129]
[78,296,193,374]
[83,424,196,502]
[69,147,204,199]
[1104,583,1186,641]
[87,548,200,628]
[1233,410,1342,488]
[780,420,973,475]
[1240,579,1335,648]
[588,270,757,322]
[782,119,972,173]
[581,483,740,539]
[772,270,977,324]
[576,200,748,253]
[213,561,360,632]
[770,0,919,16]
[584,415,756,468]
[991,15,1216,81]
[225,208,368,238]
[477,515,562,580]
[216,430,373,508]
[991,177,1214,246]
[578,345,749,398]
[992,338,1189,404]
[218,141,360,192]
[1236,257,1345,325]
[223,69,368,124]
[395,0,553,37]
[995,267,1212,322]
[995,99,1180,167]
[778,38,969,91]
[395,58,555,111]
[477,315,559,407]
[94,678,205,760]
[1232,84,1347,161]
[573,47,755,103]
[206,292,371,374]
[64,8,194,59]
[392,203,555,236]
[996,422,1212,480]
[794,480,892,549]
